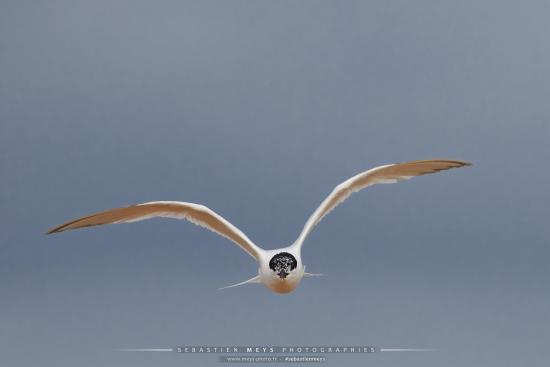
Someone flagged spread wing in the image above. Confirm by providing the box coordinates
[47,201,264,261]
[292,159,471,250]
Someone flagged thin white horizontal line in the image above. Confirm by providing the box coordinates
[116,348,174,352]
[380,348,435,352]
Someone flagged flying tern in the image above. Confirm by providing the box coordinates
[47,159,470,294]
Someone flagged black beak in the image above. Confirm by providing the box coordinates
[277,270,289,279]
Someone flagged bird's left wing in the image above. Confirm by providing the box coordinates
[292,159,471,250]
[47,201,264,261]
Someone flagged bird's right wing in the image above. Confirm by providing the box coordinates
[292,159,471,250]
[47,201,265,261]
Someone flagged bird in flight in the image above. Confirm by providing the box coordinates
[47,159,470,294]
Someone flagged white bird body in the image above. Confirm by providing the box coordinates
[47,159,470,294]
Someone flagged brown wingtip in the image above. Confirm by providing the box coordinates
[45,227,60,235]
[442,159,473,170]
[432,159,473,167]
[449,159,472,166]
[440,159,472,166]
[46,222,72,234]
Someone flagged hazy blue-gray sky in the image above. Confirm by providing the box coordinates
[1,1,549,366]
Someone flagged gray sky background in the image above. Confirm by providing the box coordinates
[1,1,549,366]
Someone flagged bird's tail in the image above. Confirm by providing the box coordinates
[218,274,261,290]
[304,272,323,277]
[303,266,323,277]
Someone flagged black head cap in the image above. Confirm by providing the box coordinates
[269,252,297,279]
